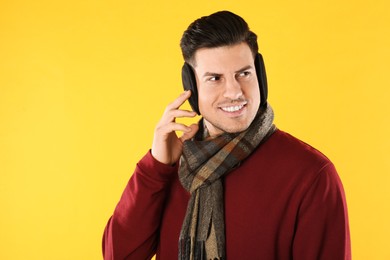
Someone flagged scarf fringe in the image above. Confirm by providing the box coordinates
[179,237,224,260]
[179,238,205,260]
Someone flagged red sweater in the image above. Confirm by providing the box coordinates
[103,130,351,259]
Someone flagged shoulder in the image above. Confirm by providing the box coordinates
[261,129,332,169]
[244,129,344,203]
[243,129,338,190]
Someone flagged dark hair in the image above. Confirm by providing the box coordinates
[180,11,259,66]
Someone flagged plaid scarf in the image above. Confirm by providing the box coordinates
[178,104,276,260]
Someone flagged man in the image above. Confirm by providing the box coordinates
[103,11,351,260]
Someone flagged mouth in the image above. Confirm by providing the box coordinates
[219,102,247,113]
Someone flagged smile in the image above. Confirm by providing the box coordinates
[220,104,246,112]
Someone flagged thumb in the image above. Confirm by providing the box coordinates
[180,123,199,142]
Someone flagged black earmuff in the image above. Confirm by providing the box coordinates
[181,62,199,114]
[181,53,268,115]
[255,53,268,109]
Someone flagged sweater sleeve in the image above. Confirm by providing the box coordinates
[102,150,178,260]
[292,163,351,260]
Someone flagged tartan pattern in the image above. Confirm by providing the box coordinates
[178,105,276,260]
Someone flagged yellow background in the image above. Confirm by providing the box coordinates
[1,0,389,259]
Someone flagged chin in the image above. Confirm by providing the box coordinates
[207,120,252,136]
[224,124,250,134]
[203,111,257,136]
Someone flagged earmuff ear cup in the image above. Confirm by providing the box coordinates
[181,63,200,114]
[255,53,268,108]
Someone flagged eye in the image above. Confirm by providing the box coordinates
[238,71,251,78]
[208,76,221,82]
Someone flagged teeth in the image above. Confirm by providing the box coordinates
[221,105,244,112]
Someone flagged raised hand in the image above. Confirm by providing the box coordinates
[151,90,199,165]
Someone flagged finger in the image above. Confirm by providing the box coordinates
[161,104,197,125]
[168,109,197,120]
[180,123,199,142]
[157,121,193,135]
[158,109,197,127]
[166,90,192,111]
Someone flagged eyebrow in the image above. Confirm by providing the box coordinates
[202,65,254,78]
[236,65,253,73]
[203,72,222,78]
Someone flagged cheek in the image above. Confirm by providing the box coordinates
[197,87,217,110]
[197,95,210,114]
[246,84,260,105]
[253,88,261,105]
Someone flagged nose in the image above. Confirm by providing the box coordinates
[223,77,243,100]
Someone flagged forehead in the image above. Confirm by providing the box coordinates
[193,42,255,72]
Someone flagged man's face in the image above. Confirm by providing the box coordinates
[193,42,261,137]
